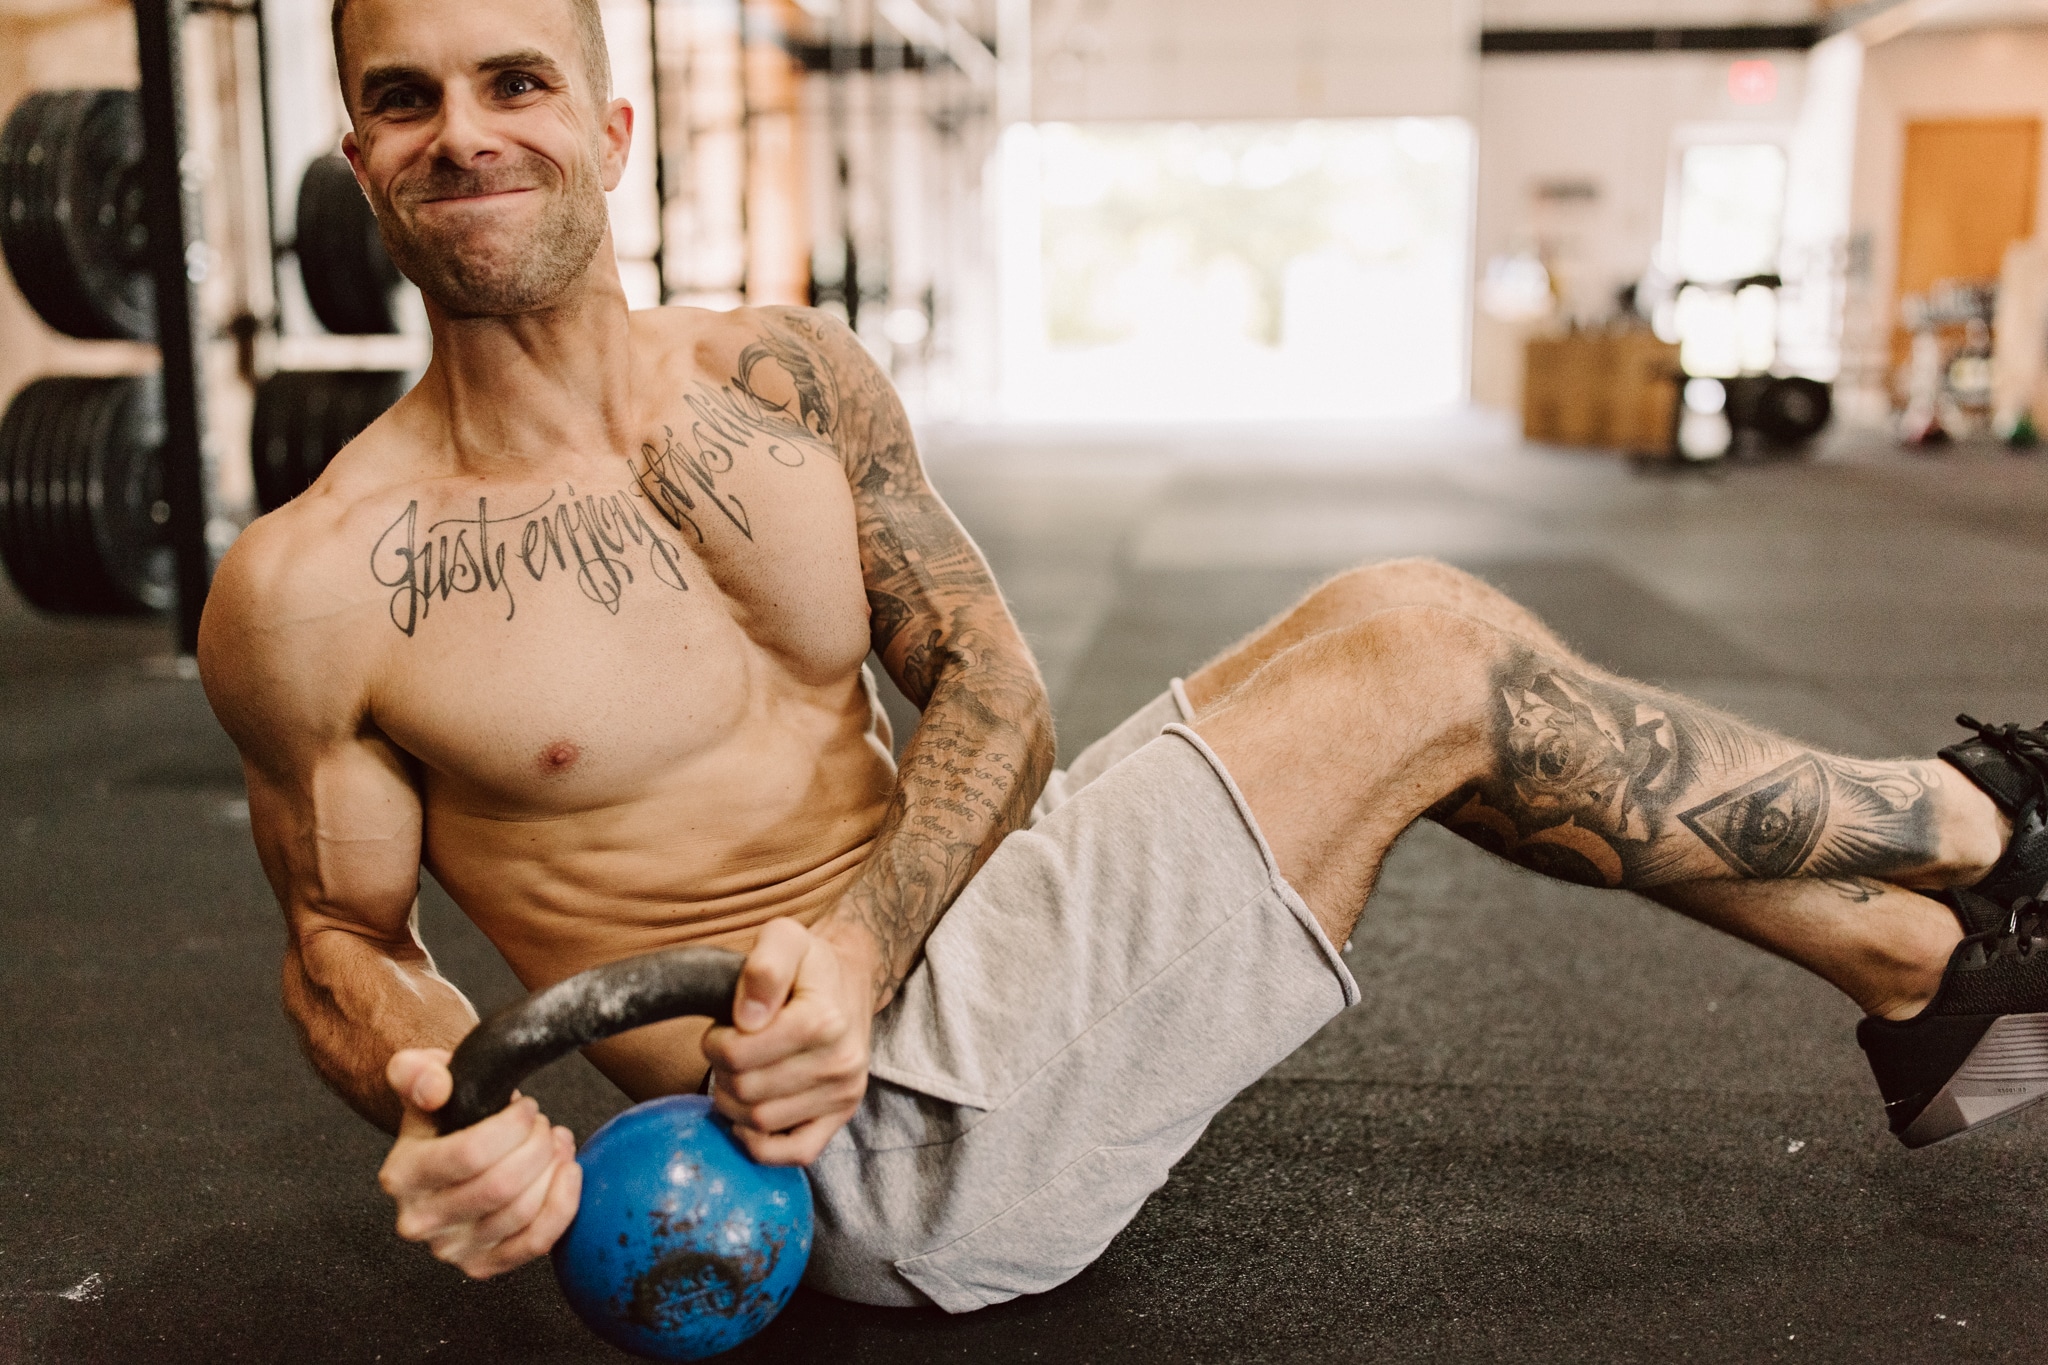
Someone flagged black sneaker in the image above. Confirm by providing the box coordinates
[1940,716,2048,932]
[1858,895,2048,1148]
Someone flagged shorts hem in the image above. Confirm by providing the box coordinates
[1159,723,1362,1009]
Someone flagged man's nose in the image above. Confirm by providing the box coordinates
[423,86,500,169]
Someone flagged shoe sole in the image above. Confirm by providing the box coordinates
[1901,1012,2048,1148]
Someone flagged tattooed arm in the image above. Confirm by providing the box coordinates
[803,311,1056,998]
[700,309,1054,1163]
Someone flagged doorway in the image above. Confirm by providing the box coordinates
[1893,117,2040,366]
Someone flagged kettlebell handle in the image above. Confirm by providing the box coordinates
[435,946,746,1135]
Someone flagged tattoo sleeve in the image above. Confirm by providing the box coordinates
[1430,646,1950,890]
[762,308,1055,1003]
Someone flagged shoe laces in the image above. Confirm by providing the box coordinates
[1955,714,2048,823]
[1985,896,2048,963]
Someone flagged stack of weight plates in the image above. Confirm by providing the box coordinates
[0,374,172,615]
[252,369,409,512]
[0,89,153,341]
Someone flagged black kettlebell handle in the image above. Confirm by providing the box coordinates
[435,946,746,1135]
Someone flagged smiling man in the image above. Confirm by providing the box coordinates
[198,0,2048,1313]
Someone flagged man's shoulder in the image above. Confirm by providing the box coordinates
[199,446,413,715]
[630,303,864,378]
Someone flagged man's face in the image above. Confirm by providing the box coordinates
[337,0,632,318]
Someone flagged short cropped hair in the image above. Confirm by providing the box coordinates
[330,0,614,113]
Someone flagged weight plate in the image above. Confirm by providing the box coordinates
[0,90,153,341]
[252,369,407,512]
[295,154,400,335]
[63,377,133,615]
[23,379,74,608]
[0,375,169,615]
[64,91,153,340]
[1756,377,1832,445]
[0,378,61,608]
[91,374,173,613]
[37,377,95,610]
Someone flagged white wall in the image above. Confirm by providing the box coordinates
[1840,25,2048,407]
[1469,47,1809,409]
[1031,0,1481,123]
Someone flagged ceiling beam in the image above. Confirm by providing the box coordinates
[1479,23,1823,54]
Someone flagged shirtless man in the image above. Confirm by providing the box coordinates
[198,0,2048,1313]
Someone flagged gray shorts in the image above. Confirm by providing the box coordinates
[804,685,1361,1312]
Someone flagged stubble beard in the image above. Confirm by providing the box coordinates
[373,147,609,318]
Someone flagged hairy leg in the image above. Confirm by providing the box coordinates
[1183,561,1995,1016]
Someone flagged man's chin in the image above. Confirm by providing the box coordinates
[401,244,569,317]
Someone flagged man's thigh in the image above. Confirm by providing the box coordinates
[1030,682,1190,823]
[806,726,1359,1312]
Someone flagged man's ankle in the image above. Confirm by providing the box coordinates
[1931,772,2012,889]
[1863,908,1963,1021]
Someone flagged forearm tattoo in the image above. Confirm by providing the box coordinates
[1432,649,1945,889]
[764,308,1053,1000]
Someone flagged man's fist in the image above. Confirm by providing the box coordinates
[701,918,874,1165]
[376,1048,583,1279]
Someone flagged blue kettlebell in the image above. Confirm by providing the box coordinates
[438,948,813,1361]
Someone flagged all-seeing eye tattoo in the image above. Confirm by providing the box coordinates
[1432,648,1947,889]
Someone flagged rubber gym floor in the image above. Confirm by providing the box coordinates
[7,415,2048,1364]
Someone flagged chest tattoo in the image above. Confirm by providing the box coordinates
[368,342,839,638]
[371,486,689,636]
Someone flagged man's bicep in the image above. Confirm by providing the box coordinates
[244,732,425,945]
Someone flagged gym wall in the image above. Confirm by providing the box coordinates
[1032,0,1479,124]
[1840,25,2048,417]
[1468,46,1812,413]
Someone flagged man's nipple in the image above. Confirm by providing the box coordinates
[537,740,582,776]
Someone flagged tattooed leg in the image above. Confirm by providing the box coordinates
[1187,559,1989,1019]
[1432,646,1994,892]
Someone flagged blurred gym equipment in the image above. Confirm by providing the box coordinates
[251,369,407,513]
[293,153,402,336]
[0,89,154,342]
[0,374,172,615]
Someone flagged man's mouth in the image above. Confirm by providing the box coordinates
[419,187,537,207]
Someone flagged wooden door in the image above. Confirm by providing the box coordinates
[1893,116,2039,370]
[1898,117,2039,295]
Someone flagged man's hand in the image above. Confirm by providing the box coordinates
[376,1048,583,1278]
[701,918,876,1165]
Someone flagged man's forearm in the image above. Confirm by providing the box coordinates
[823,634,1054,1006]
[283,925,478,1133]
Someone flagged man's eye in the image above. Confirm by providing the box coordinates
[499,72,543,97]
[376,86,429,112]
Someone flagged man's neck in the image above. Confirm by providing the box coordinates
[414,265,639,477]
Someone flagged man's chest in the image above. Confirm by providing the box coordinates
[352,454,873,805]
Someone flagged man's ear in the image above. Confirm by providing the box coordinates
[599,97,633,193]
[341,130,368,192]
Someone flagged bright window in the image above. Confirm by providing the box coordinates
[1003,118,1475,420]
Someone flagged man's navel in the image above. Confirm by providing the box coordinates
[536,740,582,775]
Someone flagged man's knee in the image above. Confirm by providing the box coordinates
[1308,558,1488,623]
[1254,604,1501,711]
